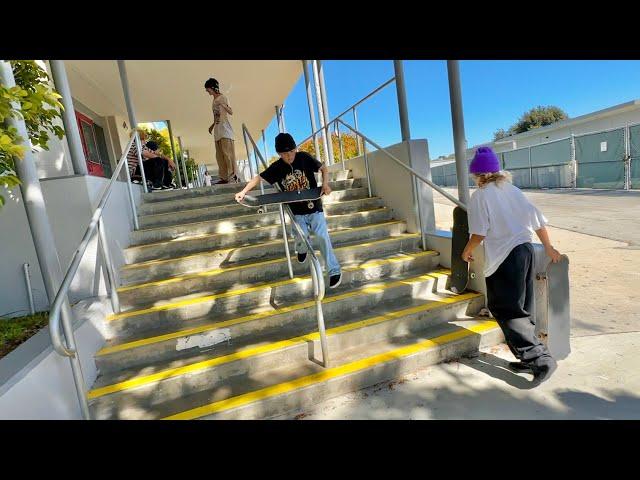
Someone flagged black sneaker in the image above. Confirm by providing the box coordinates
[297,252,307,264]
[214,178,228,185]
[532,359,557,384]
[329,273,342,289]
[151,184,163,191]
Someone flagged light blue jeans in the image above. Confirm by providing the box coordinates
[293,212,341,277]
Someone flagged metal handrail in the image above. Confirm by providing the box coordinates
[296,77,396,147]
[335,118,467,211]
[243,127,330,367]
[332,118,467,253]
[49,130,143,419]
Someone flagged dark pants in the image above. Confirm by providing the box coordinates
[158,159,173,186]
[135,157,172,187]
[485,242,553,366]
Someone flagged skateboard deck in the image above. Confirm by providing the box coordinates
[531,244,571,360]
[449,206,470,294]
[240,187,323,212]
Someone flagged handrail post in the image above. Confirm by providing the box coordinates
[310,258,329,367]
[182,149,191,189]
[174,136,184,188]
[166,120,180,188]
[253,147,265,196]
[98,217,120,314]
[23,263,35,315]
[243,127,255,178]
[446,60,471,206]
[335,120,346,170]
[133,131,148,193]
[123,135,140,231]
[302,60,322,160]
[353,107,362,156]
[413,175,427,251]
[315,60,335,165]
[279,205,294,279]
[312,60,332,165]
[363,139,372,198]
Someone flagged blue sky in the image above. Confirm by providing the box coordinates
[262,60,640,159]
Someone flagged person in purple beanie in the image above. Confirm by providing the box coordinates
[462,146,562,384]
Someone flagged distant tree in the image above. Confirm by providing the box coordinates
[493,128,512,142]
[512,106,569,134]
[493,106,569,142]
[138,126,172,158]
[298,132,361,162]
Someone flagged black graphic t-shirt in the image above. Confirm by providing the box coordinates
[260,152,323,215]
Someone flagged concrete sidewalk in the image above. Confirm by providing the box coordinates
[274,188,640,420]
[275,333,639,420]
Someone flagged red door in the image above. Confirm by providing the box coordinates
[76,111,105,177]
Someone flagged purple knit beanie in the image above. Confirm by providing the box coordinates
[469,146,500,174]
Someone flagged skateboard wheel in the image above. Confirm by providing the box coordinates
[470,272,476,279]
[257,207,264,214]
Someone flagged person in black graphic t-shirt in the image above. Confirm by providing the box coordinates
[235,133,342,288]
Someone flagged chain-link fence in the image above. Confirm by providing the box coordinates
[502,147,532,187]
[431,159,474,187]
[629,124,640,189]
[431,124,639,190]
[575,128,625,189]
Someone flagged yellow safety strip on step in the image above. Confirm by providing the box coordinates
[135,206,387,234]
[89,289,481,399]
[135,210,279,233]
[127,218,402,252]
[161,320,498,420]
[122,231,420,270]
[117,234,423,293]
[99,269,452,354]
[107,250,437,321]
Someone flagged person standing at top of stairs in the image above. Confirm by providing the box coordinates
[462,146,562,384]
[205,77,239,184]
[235,132,343,289]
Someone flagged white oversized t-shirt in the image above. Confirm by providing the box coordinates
[212,94,235,141]
[468,181,547,277]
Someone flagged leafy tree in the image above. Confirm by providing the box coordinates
[298,132,362,162]
[493,128,512,141]
[493,106,569,142]
[138,125,173,158]
[1,60,64,207]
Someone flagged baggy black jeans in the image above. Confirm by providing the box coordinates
[485,242,553,366]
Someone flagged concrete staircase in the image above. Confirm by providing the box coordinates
[88,172,503,420]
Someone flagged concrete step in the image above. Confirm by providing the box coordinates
[138,194,382,229]
[124,219,407,265]
[104,250,440,339]
[89,284,483,412]
[117,235,424,310]
[140,178,362,207]
[121,223,410,286]
[130,205,393,246]
[97,269,467,374]
[90,317,502,420]
[139,180,365,216]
